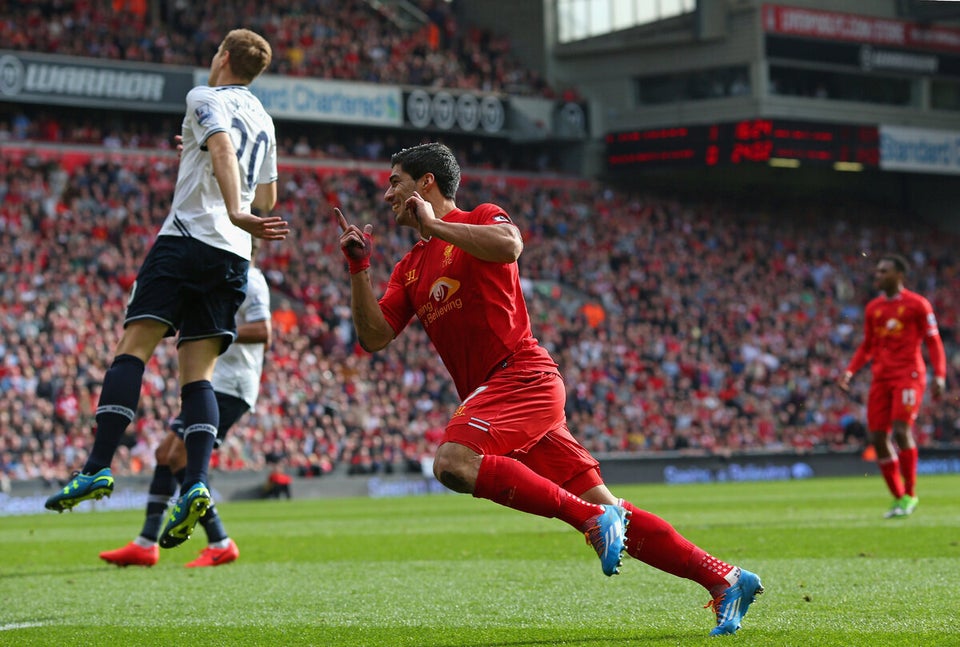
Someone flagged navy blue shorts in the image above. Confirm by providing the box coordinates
[171,391,250,447]
[125,236,249,354]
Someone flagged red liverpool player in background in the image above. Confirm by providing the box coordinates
[839,253,946,518]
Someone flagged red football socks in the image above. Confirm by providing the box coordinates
[473,457,740,594]
[878,456,906,498]
[620,500,734,595]
[898,447,918,497]
[473,454,604,530]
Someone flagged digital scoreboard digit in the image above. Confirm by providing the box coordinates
[606,119,879,170]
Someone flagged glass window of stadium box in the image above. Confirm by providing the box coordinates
[557,0,695,43]
[931,79,960,111]
[635,66,751,105]
[768,66,916,106]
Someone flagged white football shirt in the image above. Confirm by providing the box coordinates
[212,266,271,408]
[159,84,278,260]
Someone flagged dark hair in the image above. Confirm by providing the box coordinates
[390,143,461,199]
[880,253,910,274]
[222,29,272,83]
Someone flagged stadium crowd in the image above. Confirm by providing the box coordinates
[0,0,563,98]
[3,142,960,488]
[0,108,563,174]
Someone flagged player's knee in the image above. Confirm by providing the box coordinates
[432,445,478,493]
[436,467,473,494]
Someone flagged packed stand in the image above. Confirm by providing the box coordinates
[3,146,960,487]
[0,107,566,173]
[0,0,563,98]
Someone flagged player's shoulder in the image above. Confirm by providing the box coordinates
[864,294,887,313]
[184,86,221,121]
[902,288,934,309]
[469,202,514,225]
[186,84,217,103]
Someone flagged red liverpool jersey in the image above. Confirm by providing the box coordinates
[847,289,946,382]
[379,203,558,399]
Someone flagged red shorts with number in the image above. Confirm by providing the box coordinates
[442,369,602,496]
[867,376,925,433]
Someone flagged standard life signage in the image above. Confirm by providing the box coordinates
[0,50,195,112]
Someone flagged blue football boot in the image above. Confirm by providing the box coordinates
[44,468,114,512]
[158,482,211,549]
[707,568,764,636]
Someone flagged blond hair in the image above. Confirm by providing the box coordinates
[221,29,272,83]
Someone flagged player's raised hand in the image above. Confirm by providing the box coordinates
[401,192,436,241]
[230,211,289,240]
[336,208,374,274]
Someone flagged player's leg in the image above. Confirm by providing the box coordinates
[158,336,221,548]
[522,425,762,636]
[867,381,906,516]
[890,379,922,514]
[436,443,627,577]
[580,483,762,634]
[99,431,181,567]
[437,372,627,576]
[893,420,918,498]
[46,238,185,513]
[45,320,166,512]
[435,442,606,524]
[159,247,246,548]
[873,428,904,497]
[186,393,246,567]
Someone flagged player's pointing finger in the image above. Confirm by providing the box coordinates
[334,208,349,232]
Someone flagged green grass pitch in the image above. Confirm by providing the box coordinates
[2,474,958,646]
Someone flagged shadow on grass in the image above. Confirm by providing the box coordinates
[429,636,681,647]
[0,566,108,579]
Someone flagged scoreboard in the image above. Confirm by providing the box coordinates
[606,119,880,170]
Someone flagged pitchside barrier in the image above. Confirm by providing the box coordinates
[4,448,959,516]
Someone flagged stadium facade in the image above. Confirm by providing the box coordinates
[460,0,960,228]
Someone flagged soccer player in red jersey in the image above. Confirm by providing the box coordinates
[336,143,763,636]
[839,253,946,518]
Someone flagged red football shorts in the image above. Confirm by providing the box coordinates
[443,369,602,496]
[867,376,925,433]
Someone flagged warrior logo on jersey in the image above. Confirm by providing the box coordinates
[429,277,460,303]
[404,269,418,285]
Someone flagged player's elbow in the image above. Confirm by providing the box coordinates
[358,337,390,353]
[256,195,277,213]
[493,228,523,263]
[506,236,523,263]
[253,182,278,213]
[357,327,394,353]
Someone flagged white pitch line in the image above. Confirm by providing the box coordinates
[0,622,46,631]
